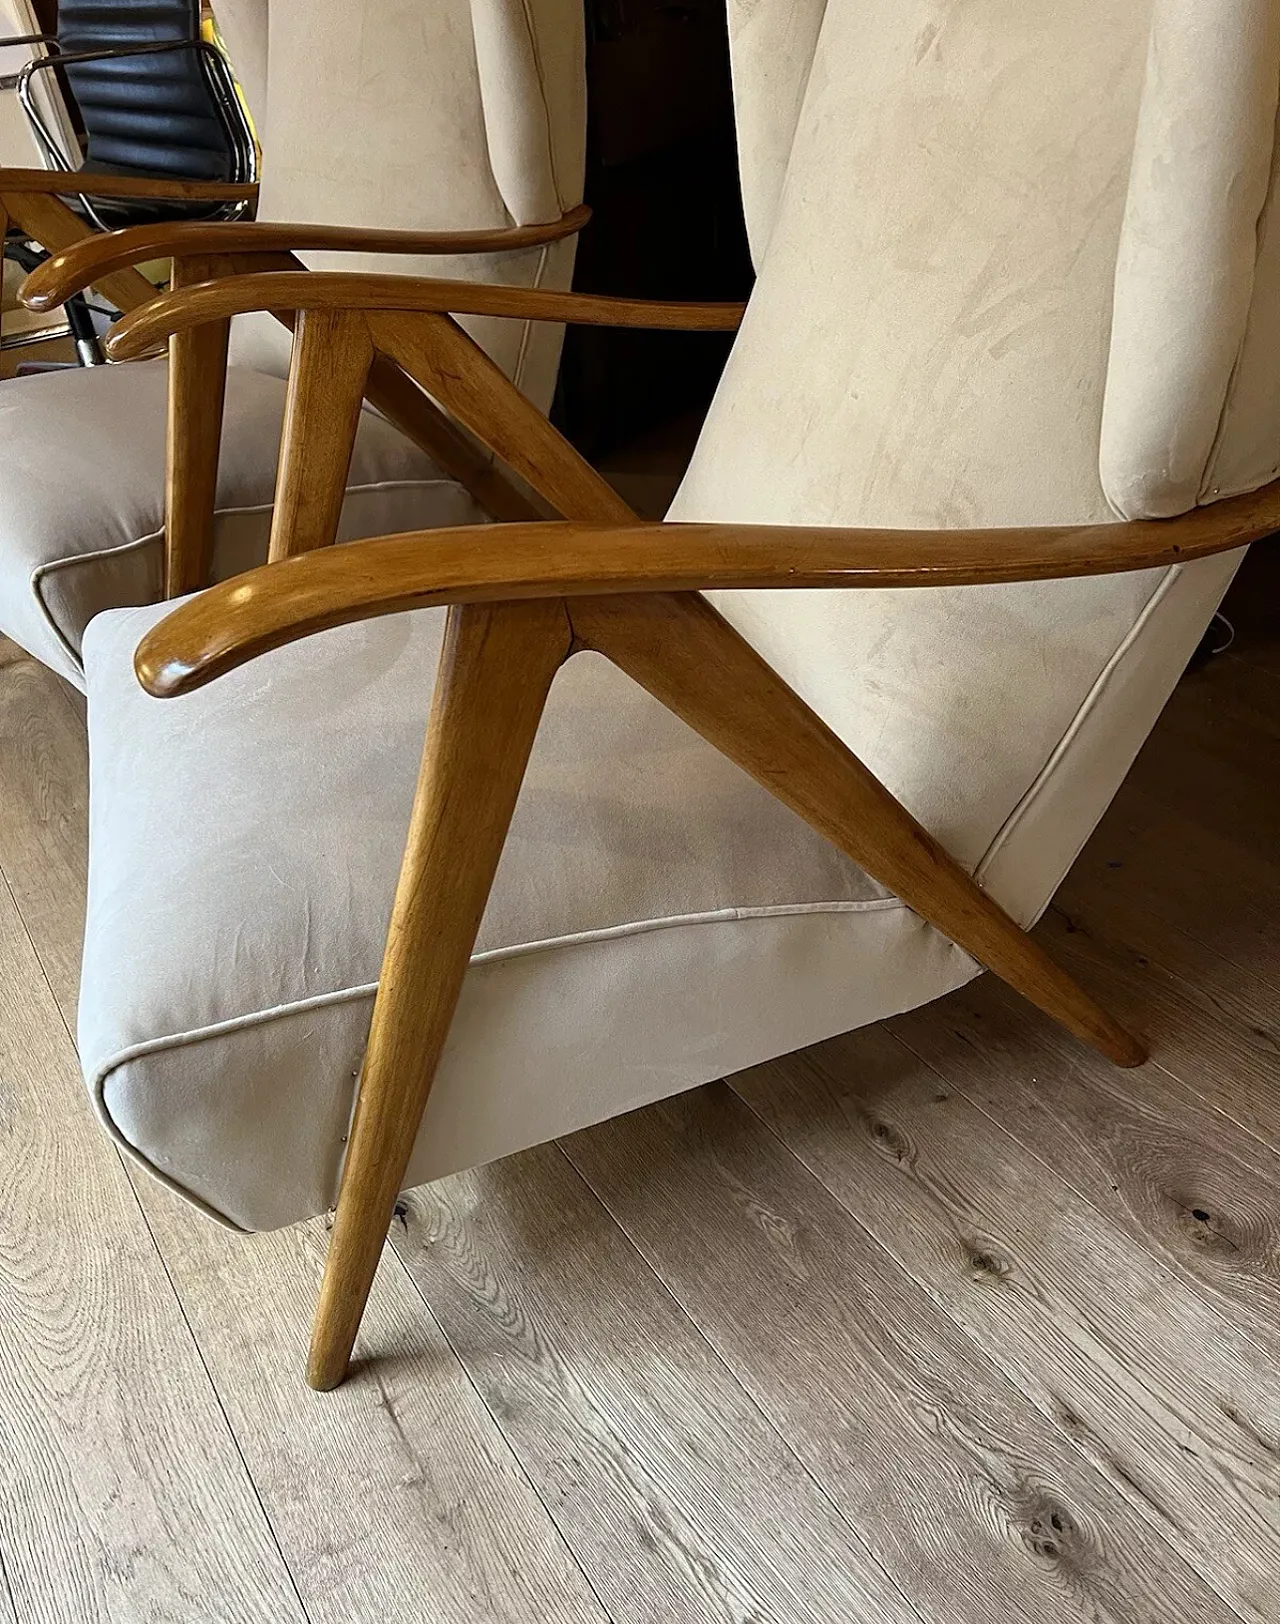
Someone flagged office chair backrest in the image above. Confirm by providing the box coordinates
[57,0,243,182]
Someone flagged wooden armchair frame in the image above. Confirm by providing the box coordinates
[98,267,1279,1390]
[15,204,647,589]
[0,166,261,324]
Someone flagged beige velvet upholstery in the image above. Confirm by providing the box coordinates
[0,361,481,687]
[724,0,827,265]
[231,0,585,400]
[79,0,1275,1230]
[0,0,585,686]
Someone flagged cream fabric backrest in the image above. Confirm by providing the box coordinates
[725,0,827,265]
[675,0,1279,922]
[227,0,585,407]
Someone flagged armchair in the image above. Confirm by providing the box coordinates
[0,0,586,687]
[76,0,1280,1390]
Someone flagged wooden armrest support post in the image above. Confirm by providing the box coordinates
[18,204,593,311]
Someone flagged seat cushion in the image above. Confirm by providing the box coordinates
[0,358,484,686]
[80,601,978,1231]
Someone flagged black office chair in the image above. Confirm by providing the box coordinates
[0,0,256,363]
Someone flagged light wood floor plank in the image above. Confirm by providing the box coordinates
[0,1553,17,1624]
[392,1144,928,1624]
[1032,899,1280,1159]
[138,1188,611,1624]
[0,645,609,1624]
[732,1027,1280,1621]
[889,978,1280,1353]
[0,872,309,1624]
[0,643,88,1007]
[1065,787,1280,991]
[564,1087,1248,1624]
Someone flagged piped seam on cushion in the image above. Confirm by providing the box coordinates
[87,894,910,1118]
[1197,63,1280,505]
[975,561,1176,894]
[30,479,470,677]
[514,0,564,214]
[88,897,952,1233]
[511,242,551,397]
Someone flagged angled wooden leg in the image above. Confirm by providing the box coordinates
[307,596,573,1390]
[164,258,232,596]
[367,309,636,524]
[572,590,1146,1069]
[268,308,374,562]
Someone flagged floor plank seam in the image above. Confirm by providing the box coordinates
[722,1070,1259,1624]
[1056,872,1280,1005]
[0,1546,16,1624]
[548,1138,938,1624]
[0,859,316,1624]
[886,1008,1280,1372]
[384,1220,622,1624]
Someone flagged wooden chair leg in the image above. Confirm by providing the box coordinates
[307,596,573,1390]
[164,256,232,596]
[571,590,1146,1069]
[267,307,374,562]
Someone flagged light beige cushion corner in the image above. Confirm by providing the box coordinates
[0,360,483,688]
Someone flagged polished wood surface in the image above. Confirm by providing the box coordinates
[18,206,593,311]
[4,190,158,314]
[133,487,1277,696]
[163,257,231,595]
[104,271,747,359]
[363,352,547,524]
[267,309,374,564]
[0,164,258,202]
[1,550,1278,1616]
[573,590,1142,1065]
[370,313,636,526]
[307,599,573,1390]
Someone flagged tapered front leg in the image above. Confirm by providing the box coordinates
[307,596,573,1390]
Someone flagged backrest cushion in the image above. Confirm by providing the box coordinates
[1102,0,1280,516]
[230,0,585,407]
[725,0,828,265]
[670,0,1267,922]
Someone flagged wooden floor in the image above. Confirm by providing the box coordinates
[1,545,1278,1623]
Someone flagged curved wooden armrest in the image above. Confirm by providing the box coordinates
[102,270,745,358]
[18,204,592,311]
[135,485,1278,696]
[0,165,258,206]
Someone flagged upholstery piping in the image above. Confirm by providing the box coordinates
[31,479,468,676]
[87,895,920,1231]
[975,561,1175,888]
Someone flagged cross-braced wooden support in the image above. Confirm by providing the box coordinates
[116,267,1280,1387]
